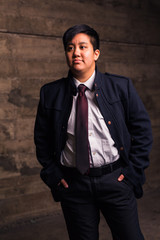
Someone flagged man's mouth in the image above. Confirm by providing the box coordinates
[73,59,82,64]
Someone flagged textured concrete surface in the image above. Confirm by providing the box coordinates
[0,0,160,228]
[0,189,159,240]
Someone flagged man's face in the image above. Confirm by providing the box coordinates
[65,33,100,79]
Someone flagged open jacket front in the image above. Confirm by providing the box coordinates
[34,69,153,199]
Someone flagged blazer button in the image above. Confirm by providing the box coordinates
[108,121,111,125]
[120,146,124,151]
[96,93,98,97]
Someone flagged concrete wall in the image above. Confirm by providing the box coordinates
[0,0,160,225]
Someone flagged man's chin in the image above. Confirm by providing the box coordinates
[71,67,84,74]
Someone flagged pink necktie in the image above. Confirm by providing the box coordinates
[76,84,90,174]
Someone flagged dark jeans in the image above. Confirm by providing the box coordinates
[56,167,144,240]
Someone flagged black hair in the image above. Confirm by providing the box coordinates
[63,24,100,51]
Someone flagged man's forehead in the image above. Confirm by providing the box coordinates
[67,33,91,44]
[67,41,88,45]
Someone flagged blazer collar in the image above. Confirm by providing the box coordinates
[68,66,102,95]
[68,70,77,96]
[93,66,102,90]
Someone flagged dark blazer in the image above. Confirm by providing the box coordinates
[34,69,152,199]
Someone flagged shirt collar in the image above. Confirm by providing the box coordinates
[73,71,95,91]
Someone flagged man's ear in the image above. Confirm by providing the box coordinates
[94,49,100,61]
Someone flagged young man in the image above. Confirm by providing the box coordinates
[34,24,152,240]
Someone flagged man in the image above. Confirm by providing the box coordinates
[34,24,152,240]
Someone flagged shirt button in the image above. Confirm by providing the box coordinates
[108,121,111,125]
[93,152,96,155]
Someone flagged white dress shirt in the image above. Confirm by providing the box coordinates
[60,71,119,168]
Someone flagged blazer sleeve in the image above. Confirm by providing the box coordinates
[34,86,63,189]
[122,78,153,195]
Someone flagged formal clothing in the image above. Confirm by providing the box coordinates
[34,68,152,200]
[60,167,144,240]
[60,71,119,168]
[34,68,152,240]
[75,84,90,174]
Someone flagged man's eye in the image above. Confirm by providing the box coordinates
[80,46,86,49]
[67,46,74,51]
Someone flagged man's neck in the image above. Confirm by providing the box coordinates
[73,71,95,90]
[71,68,96,83]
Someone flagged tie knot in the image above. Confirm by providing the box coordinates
[78,84,87,94]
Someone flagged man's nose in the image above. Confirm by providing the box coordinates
[73,47,80,56]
